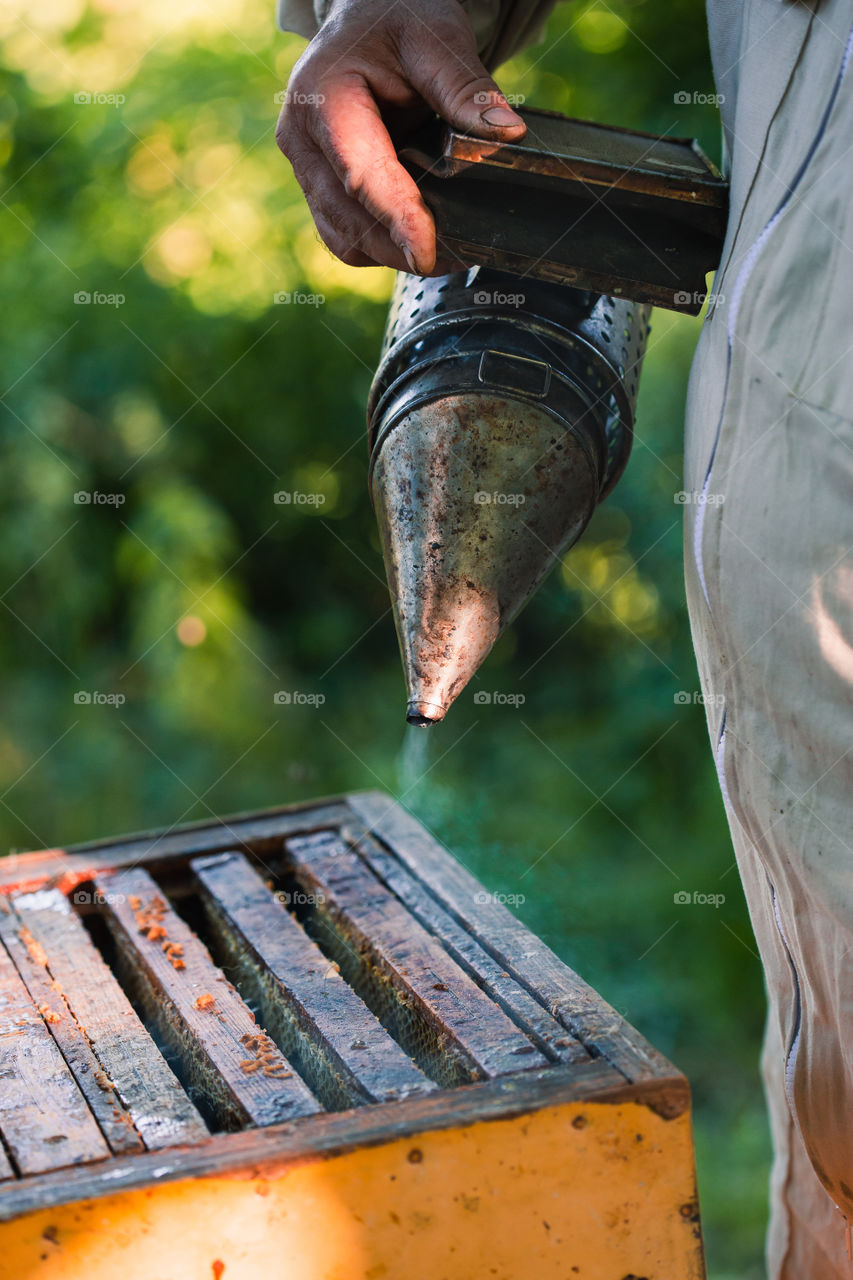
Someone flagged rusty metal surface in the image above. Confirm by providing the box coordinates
[399,107,729,314]
[367,268,651,724]
[374,392,597,724]
[401,107,727,201]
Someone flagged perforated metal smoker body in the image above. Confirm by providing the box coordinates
[368,267,651,500]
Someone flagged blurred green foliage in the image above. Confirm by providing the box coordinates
[0,0,769,1274]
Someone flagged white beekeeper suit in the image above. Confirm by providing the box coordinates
[276,1,853,1275]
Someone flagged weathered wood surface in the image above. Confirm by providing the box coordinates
[0,1056,641,1222]
[0,787,696,1102]
[0,930,109,1175]
[0,896,143,1156]
[0,787,695,1097]
[345,826,590,1067]
[284,831,549,1087]
[193,852,435,1108]
[346,791,679,1092]
[0,801,351,896]
[10,887,207,1151]
[95,868,322,1130]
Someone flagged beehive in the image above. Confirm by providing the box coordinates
[0,791,706,1279]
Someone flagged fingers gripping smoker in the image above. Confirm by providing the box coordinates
[366,110,728,725]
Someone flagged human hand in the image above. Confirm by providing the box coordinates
[275,0,526,275]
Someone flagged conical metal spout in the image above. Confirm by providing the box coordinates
[367,269,650,724]
[373,391,600,724]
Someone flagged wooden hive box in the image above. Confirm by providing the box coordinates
[0,791,706,1280]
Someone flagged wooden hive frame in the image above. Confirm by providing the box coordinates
[0,790,706,1280]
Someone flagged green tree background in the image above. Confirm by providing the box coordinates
[0,0,769,1274]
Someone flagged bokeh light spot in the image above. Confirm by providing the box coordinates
[177,615,207,646]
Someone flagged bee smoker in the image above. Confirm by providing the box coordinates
[366,109,728,725]
[368,268,650,724]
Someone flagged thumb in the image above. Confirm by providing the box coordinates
[399,22,526,138]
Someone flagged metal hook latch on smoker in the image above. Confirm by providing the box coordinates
[478,350,552,399]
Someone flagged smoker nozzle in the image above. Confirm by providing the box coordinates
[406,701,446,727]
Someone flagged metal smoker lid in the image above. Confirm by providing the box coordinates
[399,107,728,206]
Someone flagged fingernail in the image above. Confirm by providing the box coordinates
[403,245,419,275]
[481,105,523,128]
